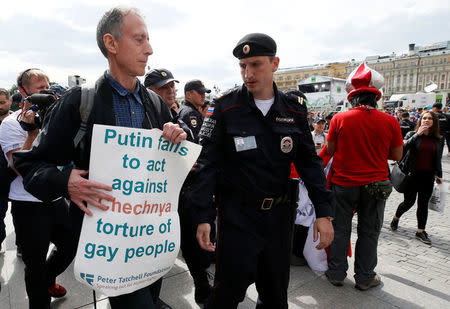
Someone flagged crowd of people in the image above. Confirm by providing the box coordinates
[0,5,447,309]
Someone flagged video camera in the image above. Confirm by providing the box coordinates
[19,90,57,131]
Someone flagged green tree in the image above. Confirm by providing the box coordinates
[9,84,20,111]
[9,84,18,96]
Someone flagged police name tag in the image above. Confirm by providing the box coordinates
[234,136,257,152]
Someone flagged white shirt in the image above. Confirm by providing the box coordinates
[254,97,274,116]
[312,131,326,154]
[0,110,41,202]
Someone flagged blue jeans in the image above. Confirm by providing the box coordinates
[328,184,386,285]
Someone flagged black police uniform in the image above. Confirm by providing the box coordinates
[399,118,415,138]
[436,111,450,156]
[177,99,214,302]
[178,101,203,143]
[191,83,333,308]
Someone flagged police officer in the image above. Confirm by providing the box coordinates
[179,80,211,143]
[144,68,179,119]
[192,33,334,309]
[431,102,450,156]
[399,111,416,138]
[177,79,214,304]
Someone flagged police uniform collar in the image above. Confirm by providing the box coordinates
[183,100,197,109]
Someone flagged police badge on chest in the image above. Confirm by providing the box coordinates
[280,136,293,153]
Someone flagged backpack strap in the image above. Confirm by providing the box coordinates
[73,86,95,148]
[147,89,162,116]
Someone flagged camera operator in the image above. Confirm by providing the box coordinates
[0,68,73,309]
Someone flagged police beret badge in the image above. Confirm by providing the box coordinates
[161,72,167,77]
[243,44,250,54]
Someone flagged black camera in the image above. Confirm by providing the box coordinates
[19,90,56,131]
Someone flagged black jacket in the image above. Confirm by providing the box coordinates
[190,83,333,224]
[401,130,442,178]
[13,72,172,202]
[437,111,450,136]
[178,101,203,143]
[399,119,415,138]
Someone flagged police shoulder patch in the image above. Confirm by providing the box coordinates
[190,116,198,128]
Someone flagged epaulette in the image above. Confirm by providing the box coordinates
[215,86,239,102]
[286,93,307,106]
[285,93,309,114]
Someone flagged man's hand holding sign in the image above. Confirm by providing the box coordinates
[68,123,187,217]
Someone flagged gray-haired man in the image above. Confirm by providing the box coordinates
[14,6,185,309]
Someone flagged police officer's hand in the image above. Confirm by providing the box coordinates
[313,217,334,250]
[162,122,187,144]
[197,223,215,252]
[191,162,198,172]
[68,169,114,216]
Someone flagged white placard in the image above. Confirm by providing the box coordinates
[74,124,201,296]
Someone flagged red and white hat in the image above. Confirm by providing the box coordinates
[345,62,384,101]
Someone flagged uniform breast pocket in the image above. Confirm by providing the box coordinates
[226,126,263,157]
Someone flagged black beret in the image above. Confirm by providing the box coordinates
[232,33,277,59]
[144,68,178,88]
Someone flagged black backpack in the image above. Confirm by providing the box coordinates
[0,143,16,200]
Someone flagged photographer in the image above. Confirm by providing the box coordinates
[0,68,73,309]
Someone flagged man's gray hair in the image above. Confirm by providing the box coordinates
[96,6,144,58]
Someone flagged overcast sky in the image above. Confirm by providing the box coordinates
[0,0,448,93]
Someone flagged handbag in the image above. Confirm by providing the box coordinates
[390,162,412,193]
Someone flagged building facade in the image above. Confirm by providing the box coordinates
[274,62,348,91]
[274,41,450,102]
[346,41,450,99]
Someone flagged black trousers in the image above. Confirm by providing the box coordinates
[206,198,293,309]
[179,190,214,283]
[0,199,7,244]
[439,137,445,157]
[11,199,75,309]
[395,171,435,230]
[292,224,308,258]
[446,133,450,152]
[108,279,162,308]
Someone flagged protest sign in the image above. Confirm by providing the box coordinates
[74,124,201,296]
